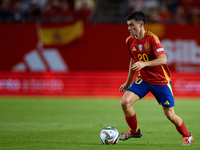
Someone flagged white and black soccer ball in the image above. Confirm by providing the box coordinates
[100,127,119,145]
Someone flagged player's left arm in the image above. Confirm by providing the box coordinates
[131,54,167,71]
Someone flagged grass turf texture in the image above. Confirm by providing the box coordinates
[0,97,199,150]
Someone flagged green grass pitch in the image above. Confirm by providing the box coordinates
[0,97,199,150]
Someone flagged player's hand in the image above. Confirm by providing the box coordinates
[119,82,130,92]
[131,62,146,71]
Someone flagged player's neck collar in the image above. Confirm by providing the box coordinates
[135,29,146,40]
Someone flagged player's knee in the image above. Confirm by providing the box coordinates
[120,97,132,110]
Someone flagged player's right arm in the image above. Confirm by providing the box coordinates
[119,58,136,92]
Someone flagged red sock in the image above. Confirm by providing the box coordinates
[176,122,190,137]
[125,114,138,134]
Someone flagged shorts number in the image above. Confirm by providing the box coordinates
[138,54,149,62]
[135,77,143,84]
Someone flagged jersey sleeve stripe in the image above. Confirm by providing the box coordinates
[125,35,133,43]
[147,31,160,44]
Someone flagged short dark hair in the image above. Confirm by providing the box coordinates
[127,11,146,25]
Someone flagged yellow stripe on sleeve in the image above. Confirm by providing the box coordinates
[147,31,160,44]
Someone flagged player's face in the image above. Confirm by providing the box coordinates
[127,19,143,36]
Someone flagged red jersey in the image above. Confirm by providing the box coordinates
[126,30,171,86]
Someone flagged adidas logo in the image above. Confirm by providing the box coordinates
[132,47,136,51]
[164,100,170,105]
[12,46,68,72]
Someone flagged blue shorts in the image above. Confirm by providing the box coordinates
[126,77,174,107]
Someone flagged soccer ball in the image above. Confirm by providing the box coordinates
[100,127,119,145]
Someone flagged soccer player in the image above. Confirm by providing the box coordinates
[119,11,194,145]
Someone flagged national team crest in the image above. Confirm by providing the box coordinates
[138,44,142,52]
[144,43,150,51]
